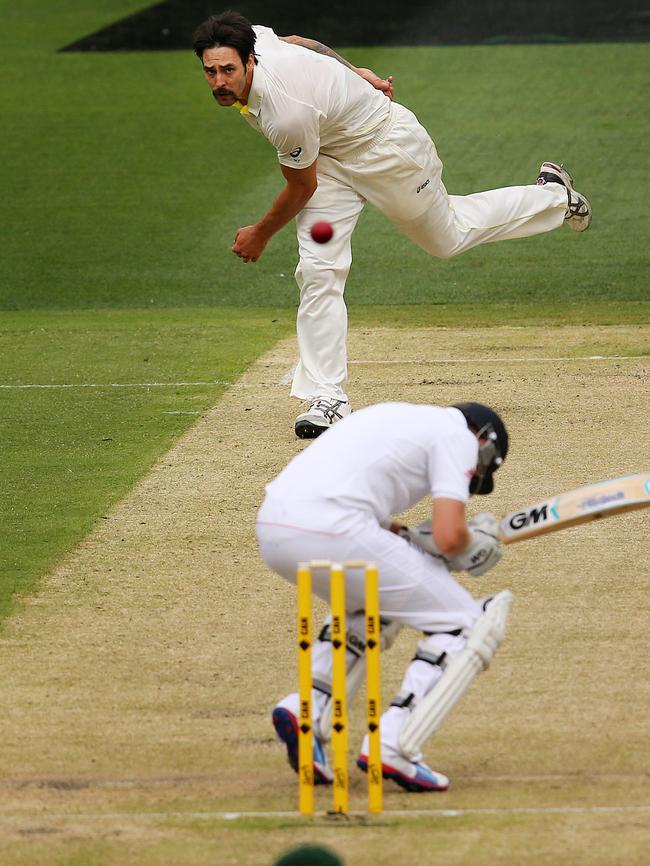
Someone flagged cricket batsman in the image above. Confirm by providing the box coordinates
[257,401,511,791]
[194,12,591,439]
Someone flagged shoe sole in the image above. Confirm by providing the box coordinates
[272,707,331,784]
[538,162,591,231]
[357,755,449,792]
[566,192,592,232]
[295,421,329,439]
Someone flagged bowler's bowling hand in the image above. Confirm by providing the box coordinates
[356,68,394,100]
[232,225,268,263]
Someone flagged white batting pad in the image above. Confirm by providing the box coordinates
[398,590,513,759]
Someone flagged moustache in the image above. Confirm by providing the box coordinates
[213,89,234,101]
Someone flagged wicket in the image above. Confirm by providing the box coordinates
[297,560,383,815]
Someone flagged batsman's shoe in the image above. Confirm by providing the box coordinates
[294,397,351,440]
[357,750,449,793]
[536,161,592,232]
[272,706,333,785]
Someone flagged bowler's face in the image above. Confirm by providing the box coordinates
[202,46,251,106]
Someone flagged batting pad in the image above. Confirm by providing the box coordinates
[398,590,513,759]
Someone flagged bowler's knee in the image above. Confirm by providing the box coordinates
[295,258,349,295]
[399,225,460,259]
[420,238,462,260]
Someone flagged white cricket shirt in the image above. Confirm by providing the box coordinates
[261,403,478,531]
[240,26,391,168]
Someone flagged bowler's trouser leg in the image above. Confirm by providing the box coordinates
[392,179,567,258]
[291,164,365,402]
[349,102,568,258]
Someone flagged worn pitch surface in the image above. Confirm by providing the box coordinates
[0,325,648,865]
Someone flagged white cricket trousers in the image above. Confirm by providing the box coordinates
[256,502,481,753]
[291,101,567,401]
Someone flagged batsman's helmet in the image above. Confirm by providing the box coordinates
[452,402,509,495]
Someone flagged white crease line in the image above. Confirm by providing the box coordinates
[350,355,646,365]
[353,326,649,334]
[0,381,232,390]
[0,805,648,824]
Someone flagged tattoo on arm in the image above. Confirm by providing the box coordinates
[283,35,354,69]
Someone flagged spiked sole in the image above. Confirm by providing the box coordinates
[294,420,328,439]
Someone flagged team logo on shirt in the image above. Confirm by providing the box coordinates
[289,146,302,160]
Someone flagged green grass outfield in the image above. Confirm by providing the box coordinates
[0,308,292,620]
[1,0,649,623]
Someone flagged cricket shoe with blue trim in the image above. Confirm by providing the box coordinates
[357,750,449,792]
[272,706,333,785]
[536,161,592,232]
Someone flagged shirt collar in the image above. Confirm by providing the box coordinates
[236,62,264,118]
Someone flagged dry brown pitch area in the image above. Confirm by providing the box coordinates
[0,324,648,866]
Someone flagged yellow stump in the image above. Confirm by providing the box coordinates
[330,562,349,814]
[364,562,383,814]
[297,563,314,816]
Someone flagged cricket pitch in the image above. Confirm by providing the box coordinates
[0,323,648,866]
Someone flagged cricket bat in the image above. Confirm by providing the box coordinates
[498,471,650,544]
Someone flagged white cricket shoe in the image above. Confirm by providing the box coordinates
[356,736,449,792]
[536,161,592,232]
[294,397,351,439]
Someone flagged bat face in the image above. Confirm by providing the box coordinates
[498,472,650,544]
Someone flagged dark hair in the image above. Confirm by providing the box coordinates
[192,11,257,67]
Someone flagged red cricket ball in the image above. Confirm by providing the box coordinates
[310,221,334,244]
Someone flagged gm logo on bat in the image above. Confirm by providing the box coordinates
[508,504,551,530]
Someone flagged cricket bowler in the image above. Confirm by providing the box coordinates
[194,12,592,438]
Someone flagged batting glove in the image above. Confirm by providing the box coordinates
[397,522,449,564]
[448,517,501,577]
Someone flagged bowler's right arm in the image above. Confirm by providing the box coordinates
[280,34,394,99]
